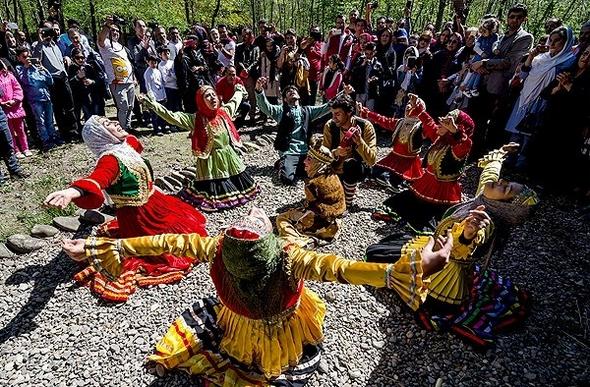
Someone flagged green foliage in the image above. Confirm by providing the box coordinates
[5,0,590,48]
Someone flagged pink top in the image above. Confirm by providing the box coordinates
[0,71,26,119]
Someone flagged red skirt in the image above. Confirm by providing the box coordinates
[377,152,423,181]
[74,190,208,302]
[409,169,462,205]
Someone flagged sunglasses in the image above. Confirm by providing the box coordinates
[74,56,85,59]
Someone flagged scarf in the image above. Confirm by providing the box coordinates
[307,142,336,178]
[519,27,576,108]
[81,116,146,168]
[192,86,241,157]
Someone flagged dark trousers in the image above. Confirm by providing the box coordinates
[182,91,197,114]
[150,100,167,133]
[341,158,371,184]
[50,76,79,139]
[74,91,106,124]
[0,119,22,177]
[235,101,251,126]
[279,153,307,185]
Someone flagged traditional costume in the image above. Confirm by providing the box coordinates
[322,116,377,207]
[358,105,424,186]
[276,138,346,247]
[70,116,208,302]
[142,85,259,211]
[80,208,421,386]
[375,101,475,230]
[366,147,538,347]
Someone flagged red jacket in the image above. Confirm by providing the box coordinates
[215,76,245,103]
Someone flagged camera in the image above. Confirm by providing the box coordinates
[40,27,56,40]
[112,16,126,25]
[407,57,417,69]
[30,58,40,65]
[369,1,379,9]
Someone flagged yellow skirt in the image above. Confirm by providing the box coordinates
[147,288,327,386]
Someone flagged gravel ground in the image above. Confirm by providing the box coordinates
[0,121,589,387]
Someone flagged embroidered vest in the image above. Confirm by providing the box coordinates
[106,158,154,207]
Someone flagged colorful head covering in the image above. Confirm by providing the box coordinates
[220,208,291,320]
[192,86,242,157]
[306,135,335,178]
[446,109,475,138]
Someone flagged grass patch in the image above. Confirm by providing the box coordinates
[0,175,77,241]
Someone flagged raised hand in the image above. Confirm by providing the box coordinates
[255,77,268,92]
[463,205,492,240]
[421,230,453,277]
[500,142,520,153]
[343,84,355,95]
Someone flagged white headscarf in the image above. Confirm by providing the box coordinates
[519,27,576,108]
[81,115,146,167]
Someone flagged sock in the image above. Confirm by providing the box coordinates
[343,182,357,208]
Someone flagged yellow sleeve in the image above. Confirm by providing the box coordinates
[289,245,392,288]
[85,234,218,281]
[357,121,377,166]
[475,149,507,196]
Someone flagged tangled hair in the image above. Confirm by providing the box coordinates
[281,85,299,98]
[329,93,355,114]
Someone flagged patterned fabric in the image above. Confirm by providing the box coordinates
[417,265,530,348]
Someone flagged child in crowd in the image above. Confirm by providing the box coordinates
[461,17,499,97]
[157,46,180,132]
[0,108,28,184]
[0,58,30,158]
[14,47,62,152]
[319,54,345,102]
[144,55,167,136]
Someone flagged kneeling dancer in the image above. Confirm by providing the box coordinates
[45,116,207,302]
[276,135,346,247]
[322,94,377,208]
[62,207,453,386]
[141,84,259,211]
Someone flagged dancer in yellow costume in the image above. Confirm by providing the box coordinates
[62,207,456,386]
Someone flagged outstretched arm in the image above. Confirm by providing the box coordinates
[289,233,453,286]
[357,104,399,131]
[475,143,518,196]
[141,94,195,131]
[254,77,283,121]
[63,234,218,281]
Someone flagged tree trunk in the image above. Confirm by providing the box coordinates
[184,0,191,25]
[36,0,44,24]
[250,0,256,29]
[211,0,221,28]
[12,0,17,23]
[18,0,29,36]
[89,0,97,42]
[435,0,447,30]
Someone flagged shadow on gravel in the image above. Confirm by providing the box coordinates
[0,230,88,345]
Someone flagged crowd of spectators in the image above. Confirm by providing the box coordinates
[0,5,588,202]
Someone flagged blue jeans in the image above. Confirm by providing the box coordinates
[0,118,21,176]
[31,100,59,146]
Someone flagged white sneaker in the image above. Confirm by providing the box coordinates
[24,150,33,157]
[15,152,25,159]
[471,90,480,97]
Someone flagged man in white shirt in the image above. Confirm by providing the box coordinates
[217,25,236,68]
[97,17,136,130]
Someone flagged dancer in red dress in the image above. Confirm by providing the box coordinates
[356,94,425,187]
[45,115,207,302]
[374,95,475,230]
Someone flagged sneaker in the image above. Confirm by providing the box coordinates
[164,129,172,134]
[154,131,164,137]
[463,90,473,98]
[470,90,480,97]
[24,150,33,157]
[15,152,25,159]
[147,123,154,129]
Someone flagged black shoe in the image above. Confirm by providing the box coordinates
[0,175,8,185]
[154,131,164,137]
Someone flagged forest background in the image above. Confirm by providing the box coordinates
[2,0,588,42]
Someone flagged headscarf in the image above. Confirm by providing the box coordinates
[192,85,242,157]
[519,27,576,108]
[400,46,419,90]
[220,208,293,321]
[443,109,475,143]
[81,116,145,165]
